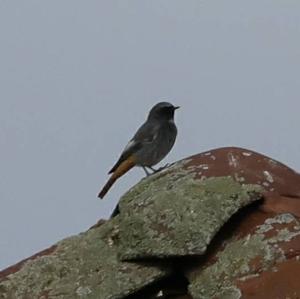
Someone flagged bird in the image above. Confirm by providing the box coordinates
[98,102,179,199]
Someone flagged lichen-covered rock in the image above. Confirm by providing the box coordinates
[0,217,170,299]
[1,147,300,299]
[118,172,262,260]
[184,147,300,198]
[188,213,300,299]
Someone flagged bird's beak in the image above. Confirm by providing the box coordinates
[174,106,180,110]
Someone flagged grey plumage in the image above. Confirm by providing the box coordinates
[109,102,178,173]
[99,102,179,198]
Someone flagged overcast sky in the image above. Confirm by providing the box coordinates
[1,1,299,270]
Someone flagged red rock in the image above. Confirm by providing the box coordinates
[236,258,300,299]
[0,245,57,281]
[1,147,300,299]
[185,147,300,198]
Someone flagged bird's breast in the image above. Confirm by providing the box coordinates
[135,122,177,167]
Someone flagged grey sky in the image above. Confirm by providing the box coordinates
[0,1,299,270]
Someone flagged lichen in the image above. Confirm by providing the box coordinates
[255,213,296,234]
[118,168,262,259]
[0,217,169,299]
[188,213,300,299]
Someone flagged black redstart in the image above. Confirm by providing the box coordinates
[98,102,179,198]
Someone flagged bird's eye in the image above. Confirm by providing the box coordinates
[161,106,171,112]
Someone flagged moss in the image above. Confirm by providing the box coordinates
[118,164,262,259]
[188,213,300,299]
[0,217,170,299]
[0,159,265,299]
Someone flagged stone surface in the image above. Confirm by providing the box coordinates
[118,175,262,260]
[236,257,300,299]
[0,217,170,299]
[187,212,300,299]
[1,147,300,299]
[184,147,300,198]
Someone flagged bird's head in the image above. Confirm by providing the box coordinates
[147,102,180,121]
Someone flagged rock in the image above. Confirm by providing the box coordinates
[1,147,300,299]
[184,147,300,198]
[0,217,170,299]
[118,175,262,259]
[187,212,300,299]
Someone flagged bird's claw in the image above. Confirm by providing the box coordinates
[142,166,152,176]
[153,163,170,173]
[143,164,170,177]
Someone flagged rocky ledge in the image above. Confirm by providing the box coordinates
[1,147,300,299]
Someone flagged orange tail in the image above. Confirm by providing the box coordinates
[98,156,136,199]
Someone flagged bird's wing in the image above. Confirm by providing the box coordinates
[108,121,158,174]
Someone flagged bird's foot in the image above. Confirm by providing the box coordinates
[150,164,170,173]
[142,164,170,177]
[157,163,170,172]
[142,166,152,176]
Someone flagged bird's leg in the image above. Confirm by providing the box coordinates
[143,164,170,177]
[150,164,170,173]
[148,166,158,173]
[155,163,170,172]
[142,166,151,176]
